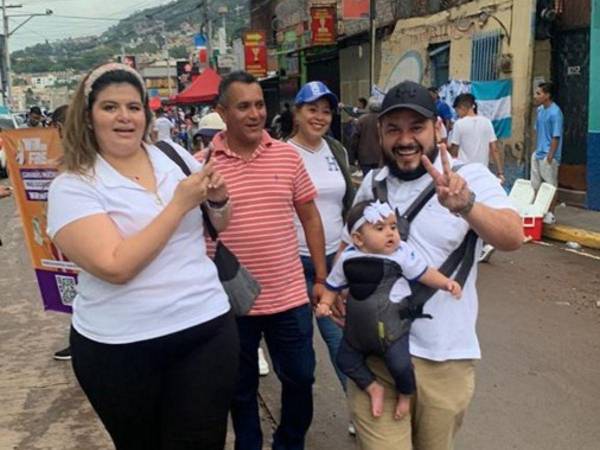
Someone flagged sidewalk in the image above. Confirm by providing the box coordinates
[543,204,600,249]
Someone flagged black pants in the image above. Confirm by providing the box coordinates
[337,333,415,395]
[71,311,239,450]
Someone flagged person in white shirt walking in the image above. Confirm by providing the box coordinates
[153,107,175,142]
[450,93,504,263]
[450,93,504,182]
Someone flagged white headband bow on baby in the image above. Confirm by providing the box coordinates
[350,200,394,234]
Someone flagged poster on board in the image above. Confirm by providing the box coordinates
[4,128,77,313]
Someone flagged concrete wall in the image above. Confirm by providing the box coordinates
[587,0,600,209]
[339,40,382,108]
[532,40,552,83]
[379,0,537,166]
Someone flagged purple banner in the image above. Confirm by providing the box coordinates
[35,269,75,314]
[19,168,58,202]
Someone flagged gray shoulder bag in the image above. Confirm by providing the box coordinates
[155,141,261,316]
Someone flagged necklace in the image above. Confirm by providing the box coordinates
[289,138,325,154]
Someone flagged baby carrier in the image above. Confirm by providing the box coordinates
[343,256,410,354]
[342,167,479,352]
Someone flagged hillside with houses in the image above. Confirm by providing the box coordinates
[10,0,248,111]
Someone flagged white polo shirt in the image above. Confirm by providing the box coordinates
[349,158,515,361]
[47,143,229,344]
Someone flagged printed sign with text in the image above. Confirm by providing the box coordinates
[4,128,77,313]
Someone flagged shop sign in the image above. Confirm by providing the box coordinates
[281,53,299,76]
[281,30,298,53]
[218,54,237,70]
[244,31,268,77]
[311,7,336,46]
[342,0,369,19]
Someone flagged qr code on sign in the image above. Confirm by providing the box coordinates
[56,275,78,305]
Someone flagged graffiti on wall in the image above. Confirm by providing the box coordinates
[384,51,424,90]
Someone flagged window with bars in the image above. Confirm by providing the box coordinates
[470,30,502,81]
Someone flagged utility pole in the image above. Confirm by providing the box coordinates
[200,0,212,67]
[0,1,52,107]
[146,14,173,96]
[159,21,173,95]
[1,0,21,107]
[369,0,376,93]
[217,6,228,55]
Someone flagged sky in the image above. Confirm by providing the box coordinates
[8,0,169,52]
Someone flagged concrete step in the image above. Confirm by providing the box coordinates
[557,187,586,208]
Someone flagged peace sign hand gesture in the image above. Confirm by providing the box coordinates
[421,145,474,215]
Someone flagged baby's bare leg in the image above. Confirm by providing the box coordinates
[394,393,410,420]
[365,381,385,417]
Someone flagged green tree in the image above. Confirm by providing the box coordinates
[170,45,189,59]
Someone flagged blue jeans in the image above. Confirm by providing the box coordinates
[300,254,347,391]
[232,304,315,450]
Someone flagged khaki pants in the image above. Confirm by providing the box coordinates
[348,356,476,450]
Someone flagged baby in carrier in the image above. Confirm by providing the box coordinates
[316,200,462,420]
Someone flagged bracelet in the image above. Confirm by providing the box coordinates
[452,190,476,217]
[207,197,230,209]
[314,276,327,285]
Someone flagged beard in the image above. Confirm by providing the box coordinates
[382,142,439,181]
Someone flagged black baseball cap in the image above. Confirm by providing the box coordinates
[378,81,436,119]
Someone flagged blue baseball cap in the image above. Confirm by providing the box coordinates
[295,81,338,109]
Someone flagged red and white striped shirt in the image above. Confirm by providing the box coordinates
[211,131,317,315]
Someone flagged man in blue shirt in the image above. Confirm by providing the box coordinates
[532,82,563,191]
[428,87,453,131]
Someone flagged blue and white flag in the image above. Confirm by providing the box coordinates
[471,79,512,139]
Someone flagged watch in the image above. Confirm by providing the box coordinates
[453,190,476,217]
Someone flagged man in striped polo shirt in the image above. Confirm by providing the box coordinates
[213,71,327,450]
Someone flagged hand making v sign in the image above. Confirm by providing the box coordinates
[421,145,474,215]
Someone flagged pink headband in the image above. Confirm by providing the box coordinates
[84,63,147,106]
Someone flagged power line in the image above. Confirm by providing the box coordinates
[41,14,122,21]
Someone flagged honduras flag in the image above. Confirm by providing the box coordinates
[471,79,512,139]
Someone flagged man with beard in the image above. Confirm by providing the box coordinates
[339,81,523,450]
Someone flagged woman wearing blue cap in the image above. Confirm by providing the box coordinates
[288,80,356,433]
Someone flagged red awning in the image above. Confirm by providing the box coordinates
[174,68,222,104]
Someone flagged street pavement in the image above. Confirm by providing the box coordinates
[1,186,599,450]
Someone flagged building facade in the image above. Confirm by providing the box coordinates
[248,0,599,208]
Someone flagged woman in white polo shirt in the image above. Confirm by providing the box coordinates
[288,81,356,430]
[47,63,238,450]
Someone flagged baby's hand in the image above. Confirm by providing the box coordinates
[315,302,332,318]
[446,280,462,299]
